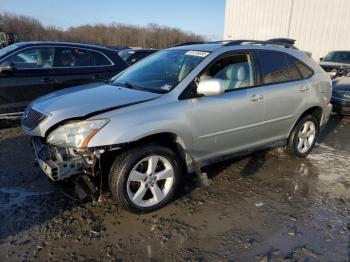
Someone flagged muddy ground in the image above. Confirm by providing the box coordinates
[0,116,349,261]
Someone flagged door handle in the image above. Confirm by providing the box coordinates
[40,77,55,83]
[299,85,309,92]
[249,94,264,102]
[92,74,103,80]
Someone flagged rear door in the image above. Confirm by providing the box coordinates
[0,46,55,114]
[256,50,312,143]
[51,46,115,90]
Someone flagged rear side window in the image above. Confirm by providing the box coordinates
[54,47,94,67]
[258,51,302,84]
[54,47,111,67]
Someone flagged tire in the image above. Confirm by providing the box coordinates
[287,115,319,158]
[109,144,181,213]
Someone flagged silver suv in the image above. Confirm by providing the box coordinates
[22,40,332,213]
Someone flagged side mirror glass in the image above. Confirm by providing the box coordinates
[320,57,324,61]
[0,62,17,73]
[197,78,226,97]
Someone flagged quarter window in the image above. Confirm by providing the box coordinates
[292,58,314,79]
[91,50,112,66]
[258,51,302,84]
[5,47,54,69]
[198,53,255,90]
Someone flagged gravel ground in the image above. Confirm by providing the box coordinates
[0,115,349,261]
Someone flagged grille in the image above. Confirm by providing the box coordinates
[22,107,47,129]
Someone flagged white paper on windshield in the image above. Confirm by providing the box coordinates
[185,51,210,57]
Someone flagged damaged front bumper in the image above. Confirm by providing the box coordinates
[31,137,88,181]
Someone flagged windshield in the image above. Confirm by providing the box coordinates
[0,43,20,58]
[323,51,350,64]
[111,49,209,93]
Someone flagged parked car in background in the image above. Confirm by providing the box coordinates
[107,45,129,51]
[320,51,350,78]
[118,48,159,66]
[22,39,332,213]
[0,42,128,120]
[331,71,350,115]
[0,32,19,49]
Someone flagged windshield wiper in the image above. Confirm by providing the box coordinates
[110,81,136,89]
[124,81,136,89]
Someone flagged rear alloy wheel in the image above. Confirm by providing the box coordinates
[109,145,180,213]
[288,115,319,158]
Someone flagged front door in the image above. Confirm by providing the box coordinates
[0,46,55,115]
[189,52,265,163]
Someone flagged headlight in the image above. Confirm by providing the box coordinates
[47,119,109,148]
[343,93,350,99]
[333,91,350,100]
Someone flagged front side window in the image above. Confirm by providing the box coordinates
[198,53,255,90]
[111,49,209,93]
[4,47,54,69]
[258,51,302,84]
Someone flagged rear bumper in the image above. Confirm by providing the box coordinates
[31,137,85,181]
[321,103,333,128]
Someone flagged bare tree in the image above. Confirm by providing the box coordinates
[0,12,205,48]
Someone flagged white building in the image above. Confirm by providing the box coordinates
[224,0,350,60]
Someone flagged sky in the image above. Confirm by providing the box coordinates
[0,0,226,40]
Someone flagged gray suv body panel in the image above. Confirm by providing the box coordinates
[23,43,332,169]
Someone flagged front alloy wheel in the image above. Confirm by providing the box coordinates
[109,145,180,213]
[127,155,174,207]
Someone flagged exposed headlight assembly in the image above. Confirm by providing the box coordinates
[47,119,109,148]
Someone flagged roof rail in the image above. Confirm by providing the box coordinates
[267,38,296,45]
[223,39,298,49]
[173,41,205,47]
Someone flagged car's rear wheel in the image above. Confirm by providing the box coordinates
[109,145,181,213]
[287,115,319,158]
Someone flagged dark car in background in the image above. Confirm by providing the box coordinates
[331,71,350,115]
[118,48,159,66]
[320,51,350,78]
[0,42,128,119]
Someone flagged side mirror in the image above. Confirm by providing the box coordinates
[197,78,226,97]
[320,57,324,61]
[0,62,17,73]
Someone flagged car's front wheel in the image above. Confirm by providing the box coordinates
[109,145,181,213]
[288,115,319,158]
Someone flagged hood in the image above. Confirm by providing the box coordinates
[31,82,161,120]
[332,77,350,92]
